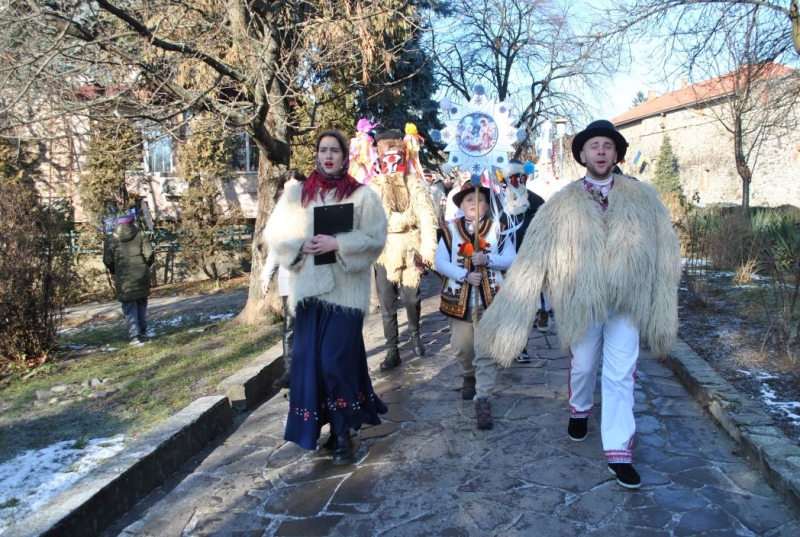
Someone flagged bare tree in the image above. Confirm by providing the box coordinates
[427,0,621,147]
[601,1,800,212]
[600,0,800,55]
[0,1,426,324]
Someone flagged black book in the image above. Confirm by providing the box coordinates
[313,203,354,265]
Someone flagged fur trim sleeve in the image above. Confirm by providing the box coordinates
[335,187,388,273]
[264,184,308,271]
[476,207,551,367]
[644,188,682,357]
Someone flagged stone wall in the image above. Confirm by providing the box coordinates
[616,104,800,208]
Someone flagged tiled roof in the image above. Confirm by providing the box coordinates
[612,63,795,126]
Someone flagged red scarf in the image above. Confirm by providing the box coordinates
[301,170,363,207]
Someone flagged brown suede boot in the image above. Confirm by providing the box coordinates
[462,375,477,400]
[475,398,493,430]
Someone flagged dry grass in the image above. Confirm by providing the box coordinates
[0,280,279,464]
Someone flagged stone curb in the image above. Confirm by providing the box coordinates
[665,338,800,517]
[217,343,283,411]
[8,396,234,537]
[6,337,285,537]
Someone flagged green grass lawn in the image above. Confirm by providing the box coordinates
[0,313,280,465]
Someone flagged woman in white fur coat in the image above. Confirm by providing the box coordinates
[476,120,681,489]
[265,130,388,465]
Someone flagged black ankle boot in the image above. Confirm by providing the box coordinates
[319,434,336,451]
[332,432,355,465]
[272,356,291,389]
[379,347,401,370]
[274,316,293,388]
[410,332,425,356]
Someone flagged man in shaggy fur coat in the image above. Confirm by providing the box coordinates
[476,120,681,489]
[369,128,439,370]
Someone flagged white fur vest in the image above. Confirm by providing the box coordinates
[369,171,439,288]
[264,182,387,314]
[476,175,682,366]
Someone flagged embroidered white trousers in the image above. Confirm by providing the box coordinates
[568,311,639,463]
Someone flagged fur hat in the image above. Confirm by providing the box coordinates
[452,180,491,208]
[571,119,628,165]
[372,127,403,144]
[503,158,525,178]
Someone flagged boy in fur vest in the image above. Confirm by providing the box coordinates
[369,129,439,371]
[435,181,516,430]
[476,120,681,488]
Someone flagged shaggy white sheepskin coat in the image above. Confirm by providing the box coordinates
[369,172,439,289]
[476,175,682,367]
[264,182,387,314]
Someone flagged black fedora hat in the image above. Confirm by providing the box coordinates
[452,180,491,208]
[571,119,628,166]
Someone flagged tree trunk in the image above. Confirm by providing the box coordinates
[235,150,287,325]
[733,127,752,214]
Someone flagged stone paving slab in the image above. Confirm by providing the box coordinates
[100,274,800,537]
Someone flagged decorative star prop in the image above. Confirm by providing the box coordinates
[436,88,521,179]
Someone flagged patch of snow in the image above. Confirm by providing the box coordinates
[101,347,119,353]
[208,313,234,321]
[714,327,739,338]
[63,344,91,351]
[0,435,127,535]
[163,316,184,326]
[755,373,800,428]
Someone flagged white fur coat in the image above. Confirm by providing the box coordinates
[264,182,387,314]
[476,175,682,366]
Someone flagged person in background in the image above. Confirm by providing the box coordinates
[528,155,570,201]
[435,180,516,430]
[422,168,447,224]
[477,120,681,488]
[103,209,155,346]
[262,168,307,389]
[369,128,439,370]
[265,129,388,465]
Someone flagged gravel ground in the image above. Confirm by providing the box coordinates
[677,278,800,446]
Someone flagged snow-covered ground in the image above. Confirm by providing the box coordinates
[0,311,239,533]
[0,435,127,535]
[740,369,800,430]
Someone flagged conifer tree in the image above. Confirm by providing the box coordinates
[81,120,142,220]
[652,134,681,195]
[177,116,236,281]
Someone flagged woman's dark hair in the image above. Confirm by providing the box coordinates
[315,129,349,155]
[273,168,308,202]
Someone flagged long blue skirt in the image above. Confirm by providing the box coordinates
[285,299,388,450]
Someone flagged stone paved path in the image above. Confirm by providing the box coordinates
[105,274,800,536]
